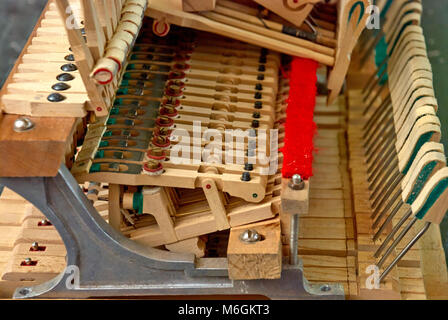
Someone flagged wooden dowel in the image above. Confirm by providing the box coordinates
[214,5,336,48]
[201,11,335,58]
[108,0,118,31]
[81,0,106,62]
[94,0,113,40]
[114,0,123,24]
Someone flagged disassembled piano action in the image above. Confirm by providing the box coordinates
[0,0,447,300]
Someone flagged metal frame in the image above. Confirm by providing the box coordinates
[0,165,344,299]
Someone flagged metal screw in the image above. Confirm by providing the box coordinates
[289,174,305,190]
[31,242,39,251]
[47,93,66,102]
[24,258,33,265]
[52,82,71,91]
[64,54,75,61]
[320,285,332,292]
[61,63,78,72]
[39,219,50,226]
[251,120,260,128]
[51,82,71,91]
[254,101,262,109]
[241,171,251,181]
[19,288,30,296]
[57,73,75,81]
[13,117,35,132]
[244,163,254,171]
[240,229,261,243]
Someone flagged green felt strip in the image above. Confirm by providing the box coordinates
[133,192,144,214]
[416,178,448,220]
[403,132,435,175]
[406,161,437,204]
[89,163,101,173]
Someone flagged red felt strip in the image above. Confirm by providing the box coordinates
[281,57,318,180]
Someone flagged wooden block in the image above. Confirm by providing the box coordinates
[227,218,281,280]
[0,115,77,177]
[281,178,309,215]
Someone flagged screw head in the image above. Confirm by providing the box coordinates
[24,258,33,265]
[64,54,75,61]
[61,63,78,72]
[51,82,71,91]
[39,219,51,226]
[289,174,305,190]
[320,285,332,292]
[31,242,39,251]
[241,171,251,182]
[240,229,261,243]
[13,117,35,132]
[251,120,260,128]
[47,92,66,102]
[244,163,254,171]
[19,288,31,296]
[57,73,75,81]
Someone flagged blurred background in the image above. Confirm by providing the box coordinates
[1,1,448,261]
[0,0,47,86]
